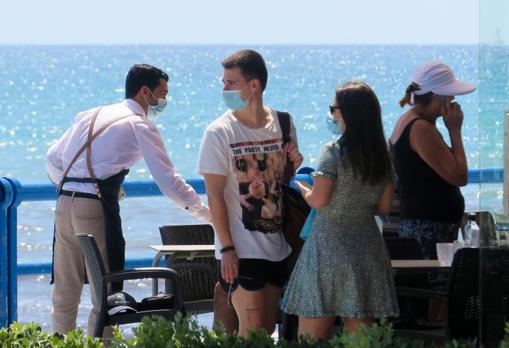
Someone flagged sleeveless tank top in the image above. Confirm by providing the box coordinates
[390,118,464,224]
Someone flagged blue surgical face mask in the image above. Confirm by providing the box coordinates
[222,84,251,110]
[146,89,168,117]
[325,114,343,135]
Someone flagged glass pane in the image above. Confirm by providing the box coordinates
[479,1,509,346]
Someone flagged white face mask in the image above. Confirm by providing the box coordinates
[221,83,253,111]
[145,89,168,117]
[325,113,343,135]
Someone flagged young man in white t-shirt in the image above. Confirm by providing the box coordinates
[197,49,303,336]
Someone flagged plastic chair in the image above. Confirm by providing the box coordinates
[159,224,217,314]
[76,233,183,337]
[384,237,436,330]
[396,248,480,343]
[479,248,509,347]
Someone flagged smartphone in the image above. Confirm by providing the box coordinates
[296,180,312,189]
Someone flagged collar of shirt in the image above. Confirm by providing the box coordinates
[123,99,146,117]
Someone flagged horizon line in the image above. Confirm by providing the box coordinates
[0,42,482,47]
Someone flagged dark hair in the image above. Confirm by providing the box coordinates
[399,82,433,108]
[221,49,268,91]
[335,81,391,185]
[125,64,168,99]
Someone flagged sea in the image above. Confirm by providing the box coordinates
[1,44,508,332]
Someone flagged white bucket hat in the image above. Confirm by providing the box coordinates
[412,61,476,97]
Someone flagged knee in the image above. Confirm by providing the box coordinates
[245,307,264,329]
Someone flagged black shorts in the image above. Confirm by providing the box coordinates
[217,258,288,293]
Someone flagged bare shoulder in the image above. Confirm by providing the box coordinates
[410,120,445,153]
[390,112,418,144]
[410,119,440,138]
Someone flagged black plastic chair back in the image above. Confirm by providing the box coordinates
[77,233,185,337]
[160,224,214,245]
[170,263,215,301]
[159,224,216,312]
[77,234,108,306]
[480,248,509,346]
[447,248,480,341]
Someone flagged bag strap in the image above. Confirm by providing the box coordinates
[58,107,133,192]
[276,111,295,183]
[276,111,291,145]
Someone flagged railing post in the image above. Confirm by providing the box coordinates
[4,178,22,325]
[0,178,14,328]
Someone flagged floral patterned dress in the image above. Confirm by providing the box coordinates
[281,142,399,318]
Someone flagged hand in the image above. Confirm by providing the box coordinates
[221,250,239,284]
[294,181,313,203]
[295,180,312,194]
[443,99,463,131]
[285,143,303,171]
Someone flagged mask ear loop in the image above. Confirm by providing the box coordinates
[243,80,257,103]
[143,87,154,106]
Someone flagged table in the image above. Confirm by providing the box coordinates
[391,259,450,275]
[150,244,215,295]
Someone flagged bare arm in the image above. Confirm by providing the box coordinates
[376,183,395,215]
[203,173,238,284]
[295,175,335,209]
[410,105,468,187]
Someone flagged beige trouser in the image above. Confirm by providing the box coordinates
[51,194,112,337]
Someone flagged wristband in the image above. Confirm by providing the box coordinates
[220,245,235,254]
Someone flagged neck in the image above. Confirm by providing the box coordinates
[132,95,149,115]
[233,96,268,128]
[411,105,438,124]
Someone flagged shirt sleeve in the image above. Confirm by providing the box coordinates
[46,143,65,186]
[289,114,299,150]
[133,120,211,222]
[313,143,339,180]
[197,127,229,176]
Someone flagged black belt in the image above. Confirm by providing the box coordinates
[60,190,99,200]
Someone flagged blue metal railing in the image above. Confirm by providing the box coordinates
[0,167,505,327]
[0,170,314,327]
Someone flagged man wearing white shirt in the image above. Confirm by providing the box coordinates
[198,50,303,337]
[46,64,210,336]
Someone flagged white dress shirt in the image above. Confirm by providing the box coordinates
[46,99,210,222]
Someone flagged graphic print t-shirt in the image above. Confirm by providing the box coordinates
[197,108,297,261]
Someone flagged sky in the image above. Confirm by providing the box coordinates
[0,0,488,45]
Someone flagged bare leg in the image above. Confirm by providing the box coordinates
[342,317,372,333]
[213,282,239,334]
[231,284,281,337]
[298,316,336,340]
[262,283,282,334]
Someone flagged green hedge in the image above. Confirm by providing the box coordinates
[2,314,505,348]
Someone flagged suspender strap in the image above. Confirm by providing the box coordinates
[86,108,100,181]
[58,107,133,192]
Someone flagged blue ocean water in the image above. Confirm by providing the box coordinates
[0,45,506,330]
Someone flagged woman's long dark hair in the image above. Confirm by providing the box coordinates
[336,81,391,185]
